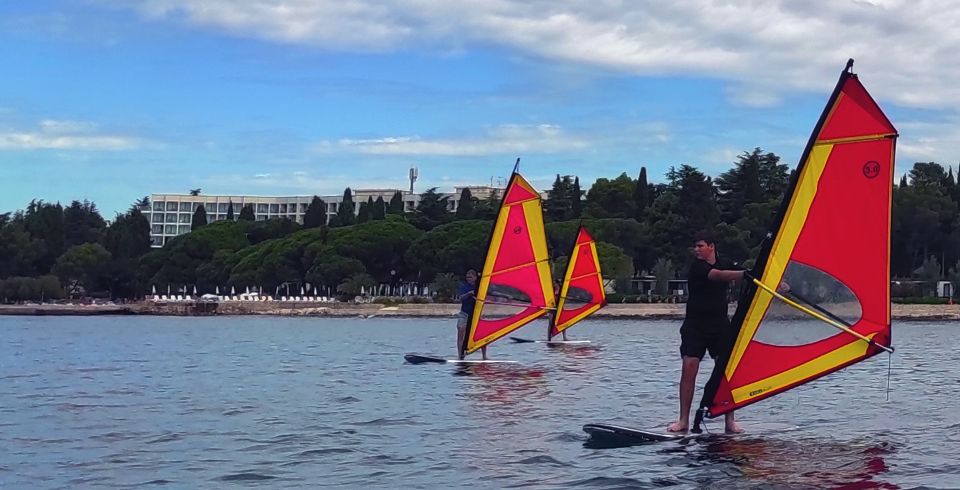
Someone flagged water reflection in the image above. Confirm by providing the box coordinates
[685,436,897,488]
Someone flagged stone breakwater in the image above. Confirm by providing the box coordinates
[2,302,960,321]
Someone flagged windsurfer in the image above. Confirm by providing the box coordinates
[457,269,487,360]
[667,231,744,434]
[547,280,569,341]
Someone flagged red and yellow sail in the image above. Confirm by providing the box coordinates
[699,60,897,420]
[465,171,555,354]
[550,226,606,339]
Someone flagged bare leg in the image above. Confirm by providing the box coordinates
[456,327,465,360]
[667,356,700,432]
[481,346,488,360]
[562,330,568,341]
[725,412,743,433]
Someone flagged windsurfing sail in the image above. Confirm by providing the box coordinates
[694,59,897,428]
[464,162,555,354]
[550,226,606,339]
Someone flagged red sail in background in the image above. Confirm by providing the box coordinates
[465,172,555,354]
[698,60,897,420]
[550,226,606,339]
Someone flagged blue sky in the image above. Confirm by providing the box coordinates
[2,1,959,216]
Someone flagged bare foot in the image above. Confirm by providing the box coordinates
[725,421,744,434]
[666,421,688,433]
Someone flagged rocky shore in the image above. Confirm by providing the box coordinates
[1,301,959,321]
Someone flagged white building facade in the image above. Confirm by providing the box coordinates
[144,186,504,247]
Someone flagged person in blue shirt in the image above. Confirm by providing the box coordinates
[456,269,487,360]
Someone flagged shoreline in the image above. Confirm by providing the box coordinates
[1,302,959,321]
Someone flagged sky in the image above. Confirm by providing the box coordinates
[2,0,959,216]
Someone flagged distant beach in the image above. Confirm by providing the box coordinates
[1,302,958,321]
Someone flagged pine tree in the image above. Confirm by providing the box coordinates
[239,204,255,221]
[634,167,650,220]
[357,201,370,223]
[303,196,327,228]
[456,188,475,220]
[388,191,405,215]
[191,204,208,230]
[899,174,908,189]
[373,196,387,220]
[571,176,583,218]
[226,201,235,220]
[334,188,356,227]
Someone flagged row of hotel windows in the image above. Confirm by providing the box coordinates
[151,200,430,215]
[148,212,302,224]
[151,201,309,214]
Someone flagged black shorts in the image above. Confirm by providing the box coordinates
[679,318,730,360]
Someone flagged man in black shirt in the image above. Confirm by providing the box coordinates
[667,231,745,434]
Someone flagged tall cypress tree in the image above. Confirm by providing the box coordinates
[899,174,908,189]
[571,176,583,218]
[357,201,370,223]
[239,204,255,221]
[303,196,327,228]
[373,196,387,220]
[191,204,208,230]
[456,188,475,219]
[634,167,650,220]
[226,201,235,220]
[334,188,356,227]
[388,191,405,215]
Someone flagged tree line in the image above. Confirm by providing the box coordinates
[2,148,959,302]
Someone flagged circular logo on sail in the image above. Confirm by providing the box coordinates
[513,226,523,234]
[863,161,881,179]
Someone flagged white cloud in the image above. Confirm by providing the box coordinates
[125,0,960,108]
[0,120,142,151]
[336,124,588,156]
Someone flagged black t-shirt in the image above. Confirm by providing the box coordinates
[685,259,732,323]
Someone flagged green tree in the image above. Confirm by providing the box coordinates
[411,187,452,230]
[388,191,405,215]
[405,220,491,281]
[323,217,423,281]
[372,196,387,220]
[191,204,208,230]
[23,200,66,274]
[948,260,960,299]
[332,188,356,227]
[633,167,651,221]
[715,148,787,224]
[338,272,377,296]
[53,243,112,296]
[914,255,941,295]
[226,201,235,220]
[303,196,327,228]
[63,200,106,248]
[585,173,636,219]
[456,188,475,220]
[0,222,41,278]
[571,176,583,218]
[544,175,575,221]
[473,192,500,220]
[239,204,255,221]
[652,257,674,295]
[357,200,371,224]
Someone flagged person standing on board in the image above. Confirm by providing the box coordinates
[667,231,744,434]
[547,279,569,341]
[457,269,487,360]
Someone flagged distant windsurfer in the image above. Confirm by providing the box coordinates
[457,269,487,360]
[668,231,744,434]
[548,279,569,341]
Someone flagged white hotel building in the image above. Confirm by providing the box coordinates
[144,186,504,247]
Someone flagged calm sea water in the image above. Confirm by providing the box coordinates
[1,315,958,488]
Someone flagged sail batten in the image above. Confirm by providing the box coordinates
[697,61,897,422]
[465,171,554,354]
[550,226,606,339]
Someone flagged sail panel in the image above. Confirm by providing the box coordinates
[466,173,554,353]
[551,227,606,337]
[702,65,896,418]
